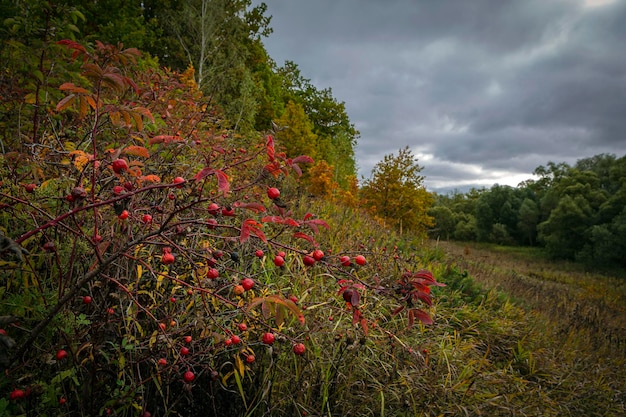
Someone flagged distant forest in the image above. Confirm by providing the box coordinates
[428,153,626,268]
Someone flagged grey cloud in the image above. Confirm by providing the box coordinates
[257,0,626,192]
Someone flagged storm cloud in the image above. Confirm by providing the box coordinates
[256,0,626,192]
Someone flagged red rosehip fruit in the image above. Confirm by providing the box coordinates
[340,256,351,267]
[207,268,219,279]
[173,177,185,188]
[246,354,255,364]
[141,214,153,224]
[9,388,25,400]
[113,185,124,194]
[267,187,280,200]
[293,343,306,356]
[183,335,192,344]
[24,183,37,193]
[354,255,366,266]
[303,255,315,266]
[118,210,129,220]
[233,285,245,295]
[161,252,175,265]
[112,158,128,174]
[273,255,285,267]
[206,218,218,229]
[277,251,286,258]
[207,203,220,215]
[221,206,235,216]
[82,295,92,305]
[180,347,189,356]
[231,335,241,345]
[183,370,195,383]
[241,278,254,291]
[238,323,248,332]
[157,358,167,366]
[56,349,68,360]
[312,249,324,261]
[262,332,275,345]
[255,249,264,258]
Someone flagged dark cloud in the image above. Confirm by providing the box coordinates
[256,0,626,192]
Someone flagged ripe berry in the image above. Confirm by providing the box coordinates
[289,295,298,304]
[233,285,245,295]
[206,218,218,229]
[231,335,241,345]
[118,210,129,220]
[94,234,102,242]
[224,338,233,346]
[113,185,124,194]
[71,186,87,200]
[43,241,56,252]
[56,349,68,360]
[183,370,195,383]
[157,358,167,366]
[267,187,280,200]
[340,256,351,267]
[238,323,248,332]
[59,397,67,405]
[9,389,25,400]
[173,177,185,188]
[82,295,92,305]
[183,335,192,344]
[221,206,235,216]
[158,323,166,331]
[273,255,285,267]
[207,203,220,215]
[354,255,366,266]
[213,250,224,259]
[24,183,37,193]
[255,249,264,258]
[241,278,254,291]
[246,354,255,364]
[180,347,189,356]
[142,214,153,224]
[262,332,275,345]
[170,296,176,303]
[111,158,128,174]
[312,249,324,261]
[342,289,355,303]
[293,343,306,356]
[123,181,134,191]
[161,252,175,265]
[303,255,315,266]
[277,251,286,258]
[206,268,219,279]
[106,307,115,315]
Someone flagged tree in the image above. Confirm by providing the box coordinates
[360,147,433,235]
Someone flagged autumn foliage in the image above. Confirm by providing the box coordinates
[0,40,443,415]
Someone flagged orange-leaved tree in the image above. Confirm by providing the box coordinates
[360,146,434,235]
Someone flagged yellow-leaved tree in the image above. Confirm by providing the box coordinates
[360,146,434,235]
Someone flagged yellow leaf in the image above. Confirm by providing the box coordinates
[136,264,143,279]
[235,354,245,378]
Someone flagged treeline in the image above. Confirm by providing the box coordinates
[0,0,358,190]
[429,153,626,267]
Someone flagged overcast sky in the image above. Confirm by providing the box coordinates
[254,0,626,193]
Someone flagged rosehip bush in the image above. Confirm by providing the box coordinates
[0,40,443,416]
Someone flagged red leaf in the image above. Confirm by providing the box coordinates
[240,219,266,243]
[303,219,330,234]
[360,318,369,336]
[411,309,433,326]
[266,135,275,161]
[350,290,361,306]
[292,155,314,164]
[232,202,266,213]
[122,146,150,158]
[149,135,183,145]
[392,305,405,316]
[261,216,284,224]
[291,163,303,177]
[215,169,230,196]
[303,213,313,221]
[293,232,315,245]
[193,167,214,181]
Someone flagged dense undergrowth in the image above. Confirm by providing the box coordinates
[1,37,624,416]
